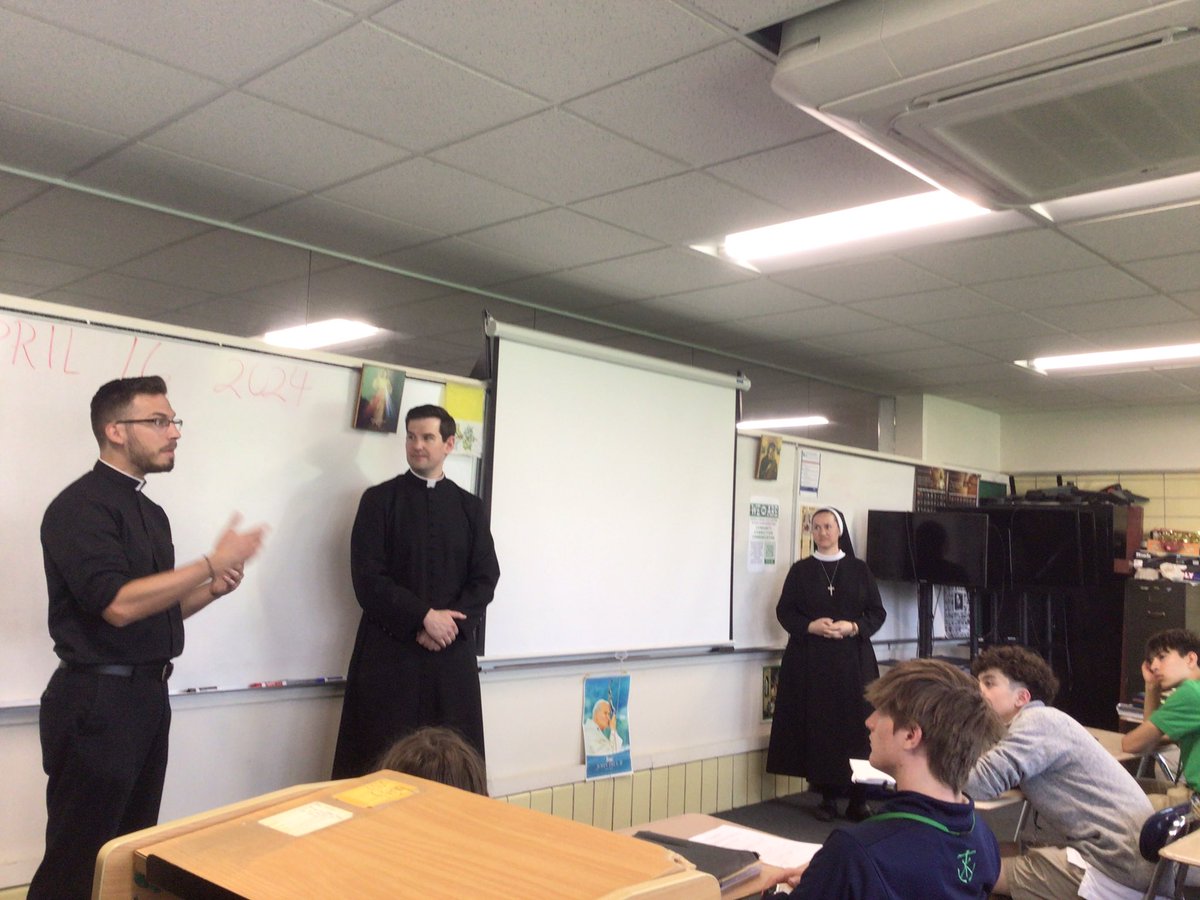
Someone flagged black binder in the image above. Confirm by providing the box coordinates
[633,830,761,888]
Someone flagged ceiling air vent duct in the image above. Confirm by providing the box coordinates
[771,0,1200,208]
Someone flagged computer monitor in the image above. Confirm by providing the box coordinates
[912,511,989,588]
[866,510,915,582]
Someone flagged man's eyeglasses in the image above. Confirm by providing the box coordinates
[115,417,183,431]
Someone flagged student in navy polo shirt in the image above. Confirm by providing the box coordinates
[767,658,1004,899]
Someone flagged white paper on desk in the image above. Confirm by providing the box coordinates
[258,801,352,836]
[851,757,895,786]
[690,823,821,869]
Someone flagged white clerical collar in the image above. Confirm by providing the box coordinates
[98,458,146,491]
[813,549,845,562]
[417,473,444,489]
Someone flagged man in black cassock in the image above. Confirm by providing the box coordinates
[332,404,499,778]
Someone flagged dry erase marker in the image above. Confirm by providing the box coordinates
[249,680,285,688]
[183,686,218,693]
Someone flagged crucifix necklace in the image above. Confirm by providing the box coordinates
[820,559,841,595]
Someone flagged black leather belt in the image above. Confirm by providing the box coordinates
[60,661,174,682]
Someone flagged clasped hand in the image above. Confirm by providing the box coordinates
[419,608,467,651]
[808,617,854,639]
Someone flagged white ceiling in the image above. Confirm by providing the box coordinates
[3,0,1200,430]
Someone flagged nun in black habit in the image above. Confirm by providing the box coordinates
[766,507,886,822]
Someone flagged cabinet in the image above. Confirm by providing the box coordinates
[1123,580,1200,701]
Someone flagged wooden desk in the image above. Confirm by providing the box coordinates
[1088,725,1177,782]
[622,813,800,899]
[1148,821,1200,899]
[96,773,718,900]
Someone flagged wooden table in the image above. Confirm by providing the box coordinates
[1088,725,1177,782]
[95,773,718,900]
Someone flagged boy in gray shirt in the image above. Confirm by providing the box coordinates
[965,645,1155,899]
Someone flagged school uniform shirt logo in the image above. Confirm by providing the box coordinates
[956,848,976,884]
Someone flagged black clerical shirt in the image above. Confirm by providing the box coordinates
[41,461,182,664]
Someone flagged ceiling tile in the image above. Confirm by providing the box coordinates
[561,247,753,299]
[0,172,49,213]
[516,314,631,345]
[774,257,956,302]
[158,294,301,336]
[918,312,1062,343]
[708,133,927,217]
[244,23,544,150]
[75,144,303,221]
[725,335,848,365]
[461,209,662,270]
[572,171,790,244]
[240,196,438,258]
[972,265,1154,308]
[0,103,126,177]
[35,286,217,322]
[586,300,702,334]
[1173,291,1200,314]
[3,0,353,83]
[899,230,1106,284]
[1032,295,1193,331]
[143,92,408,191]
[1073,320,1200,350]
[640,279,825,323]
[486,274,628,313]
[43,271,219,311]
[431,109,687,204]
[1064,203,1200,262]
[0,188,207,268]
[1125,253,1200,294]
[967,334,1096,361]
[862,347,998,373]
[720,305,890,342]
[372,0,723,102]
[0,251,91,290]
[848,287,1010,324]
[373,291,535,338]
[377,239,545,291]
[322,157,548,235]
[687,0,837,31]
[566,42,820,167]
[0,7,221,134]
[224,263,448,322]
[815,327,944,356]
[115,228,310,294]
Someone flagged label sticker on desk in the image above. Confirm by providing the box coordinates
[258,801,352,836]
[335,778,420,808]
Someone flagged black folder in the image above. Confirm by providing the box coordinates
[633,830,761,888]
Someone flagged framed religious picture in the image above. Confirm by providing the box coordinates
[755,435,781,480]
[762,664,780,720]
[352,364,405,433]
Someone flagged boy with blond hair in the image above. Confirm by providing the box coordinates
[768,658,1003,898]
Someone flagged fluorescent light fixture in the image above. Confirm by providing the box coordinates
[737,415,830,430]
[1016,342,1200,374]
[263,318,380,349]
[722,191,990,264]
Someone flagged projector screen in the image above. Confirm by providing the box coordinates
[483,321,743,660]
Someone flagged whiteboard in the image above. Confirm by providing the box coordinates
[484,326,739,659]
[731,434,915,649]
[0,297,478,703]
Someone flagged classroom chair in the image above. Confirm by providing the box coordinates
[1140,795,1199,900]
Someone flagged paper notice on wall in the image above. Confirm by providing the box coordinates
[748,497,780,572]
[800,449,821,493]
